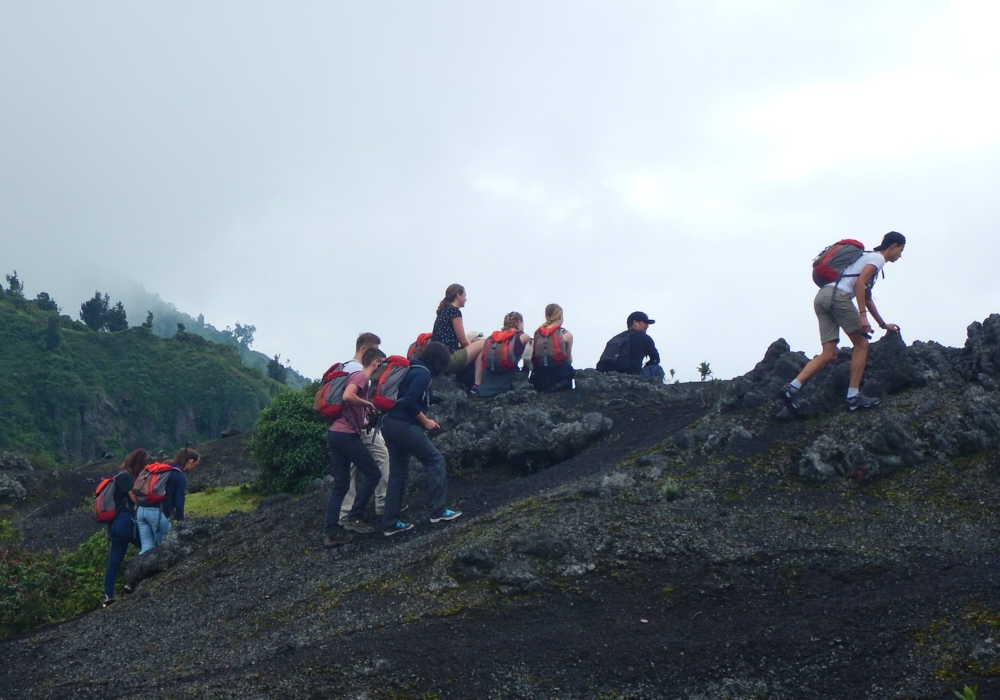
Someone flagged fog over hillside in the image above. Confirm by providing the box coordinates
[2,2,999,380]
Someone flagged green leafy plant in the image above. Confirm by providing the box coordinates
[186,484,261,517]
[0,528,128,638]
[660,477,683,501]
[697,362,712,381]
[954,684,978,700]
[250,385,329,495]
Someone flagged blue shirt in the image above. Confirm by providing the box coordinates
[163,465,188,521]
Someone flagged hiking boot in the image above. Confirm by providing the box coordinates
[102,597,115,608]
[323,531,355,547]
[429,509,463,523]
[779,384,802,415]
[343,517,376,534]
[846,394,880,412]
[383,521,414,536]
[469,384,479,396]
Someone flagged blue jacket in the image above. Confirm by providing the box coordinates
[387,360,433,427]
[163,465,188,521]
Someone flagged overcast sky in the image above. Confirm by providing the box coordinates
[2,1,999,381]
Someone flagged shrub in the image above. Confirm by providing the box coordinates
[0,524,124,638]
[250,386,328,495]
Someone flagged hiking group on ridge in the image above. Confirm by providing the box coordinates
[96,230,907,594]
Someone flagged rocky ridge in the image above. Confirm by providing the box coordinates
[3,320,1000,698]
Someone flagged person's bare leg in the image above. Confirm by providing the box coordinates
[846,331,869,389]
[464,338,486,368]
[794,341,839,386]
[474,353,485,387]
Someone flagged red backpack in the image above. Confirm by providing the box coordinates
[372,355,418,412]
[407,332,434,360]
[532,325,568,367]
[812,239,865,287]
[132,463,179,506]
[313,363,352,423]
[482,330,519,372]
[94,473,123,523]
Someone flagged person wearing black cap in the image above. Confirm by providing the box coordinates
[596,311,665,379]
[781,231,906,414]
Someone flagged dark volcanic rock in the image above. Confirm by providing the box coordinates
[124,519,221,588]
[0,474,27,501]
[0,452,32,471]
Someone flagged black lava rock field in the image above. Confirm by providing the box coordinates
[5,318,1000,699]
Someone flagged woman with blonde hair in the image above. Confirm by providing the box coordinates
[472,311,532,398]
[528,303,575,392]
[431,284,486,378]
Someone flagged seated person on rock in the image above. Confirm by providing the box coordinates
[471,311,533,398]
[432,283,485,379]
[596,311,665,380]
[528,303,575,393]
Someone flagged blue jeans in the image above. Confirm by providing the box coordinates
[104,512,140,599]
[380,416,449,529]
[136,506,170,554]
[641,363,666,380]
[324,430,381,535]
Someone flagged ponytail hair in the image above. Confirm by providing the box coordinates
[543,303,563,328]
[173,447,201,467]
[121,449,149,477]
[436,284,466,315]
[501,311,523,331]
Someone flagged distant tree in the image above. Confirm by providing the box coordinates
[105,302,128,332]
[266,354,287,384]
[79,292,110,331]
[34,292,59,313]
[177,322,186,333]
[44,316,62,350]
[142,311,154,329]
[233,322,255,350]
[4,271,24,297]
[697,362,713,382]
[197,313,205,326]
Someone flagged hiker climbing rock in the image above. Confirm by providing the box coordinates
[99,449,146,607]
[336,333,394,525]
[323,347,386,546]
[596,311,665,380]
[379,341,462,535]
[781,231,906,414]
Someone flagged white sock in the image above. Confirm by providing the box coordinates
[846,387,859,398]
[790,379,802,391]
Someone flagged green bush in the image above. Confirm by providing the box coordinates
[250,385,329,495]
[0,523,128,638]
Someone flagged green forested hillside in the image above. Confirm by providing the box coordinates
[0,290,283,464]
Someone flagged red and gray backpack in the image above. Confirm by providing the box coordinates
[132,462,179,506]
[313,363,352,423]
[812,239,866,287]
[407,332,434,360]
[94,473,124,523]
[482,330,520,372]
[532,325,568,367]
[372,355,421,412]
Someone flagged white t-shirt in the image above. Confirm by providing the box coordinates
[341,359,363,373]
[828,252,885,298]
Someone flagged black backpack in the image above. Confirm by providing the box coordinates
[596,330,637,373]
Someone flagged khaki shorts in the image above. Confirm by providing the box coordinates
[446,347,468,374]
[814,286,862,344]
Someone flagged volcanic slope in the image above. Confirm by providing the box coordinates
[5,320,1000,699]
